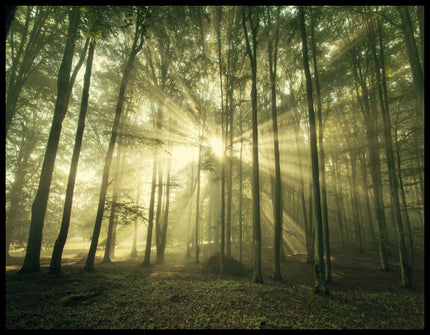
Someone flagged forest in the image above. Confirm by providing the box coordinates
[5,5,424,329]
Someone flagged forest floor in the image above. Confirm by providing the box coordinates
[5,245,425,329]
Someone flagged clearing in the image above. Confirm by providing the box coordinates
[5,246,424,329]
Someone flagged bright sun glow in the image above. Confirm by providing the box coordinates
[209,136,223,158]
[172,144,199,170]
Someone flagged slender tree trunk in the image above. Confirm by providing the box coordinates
[293,95,311,260]
[20,7,81,273]
[159,149,172,264]
[308,178,315,263]
[331,156,345,247]
[310,9,331,282]
[50,39,96,274]
[226,89,233,258]
[194,126,202,264]
[103,148,122,263]
[351,47,390,271]
[371,17,413,287]
[84,16,146,271]
[186,162,199,257]
[266,7,283,281]
[143,157,158,266]
[299,6,329,294]
[216,7,226,274]
[243,6,263,284]
[130,170,142,258]
[239,108,244,264]
[349,153,363,253]
[358,152,375,249]
[394,101,414,279]
[155,159,164,264]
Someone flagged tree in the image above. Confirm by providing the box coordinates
[309,7,331,282]
[6,6,62,134]
[49,36,96,274]
[369,14,413,287]
[396,6,424,115]
[349,20,390,271]
[84,7,149,272]
[242,6,263,284]
[216,6,226,275]
[298,6,329,294]
[194,126,203,263]
[20,7,81,273]
[158,137,173,264]
[102,146,122,263]
[142,157,158,266]
[264,6,283,281]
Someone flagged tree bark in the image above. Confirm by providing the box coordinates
[84,14,146,271]
[20,7,80,273]
[159,146,172,264]
[243,6,263,284]
[267,7,283,282]
[371,17,413,287]
[239,108,244,264]
[350,42,390,271]
[103,147,123,263]
[299,6,329,294]
[142,157,158,266]
[155,111,164,265]
[216,7,226,275]
[194,126,202,264]
[310,8,331,282]
[49,38,96,274]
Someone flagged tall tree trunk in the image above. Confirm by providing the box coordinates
[216,7,226,275]
[243,6,263,284]
[159,147,172,264]
[371,17,413,287]
[299,6,329,294]
[351,45,390,271]
[266,7,283,281]
[143,157,158,266]
[20,7,80,273]
[130,169,142,258]
[331,156,345,247]
[292,87,311,260]
[239,109,244,264]
[194,126,203,263]
[84,15,146,271]
[155,115,164,264]
[49,38,96,274]
[310,8,331,282]
[307,178,315,263]
[349,153,363,253]
[394,102,414,285]
[226,77,232,258]
[102,148,122,263]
